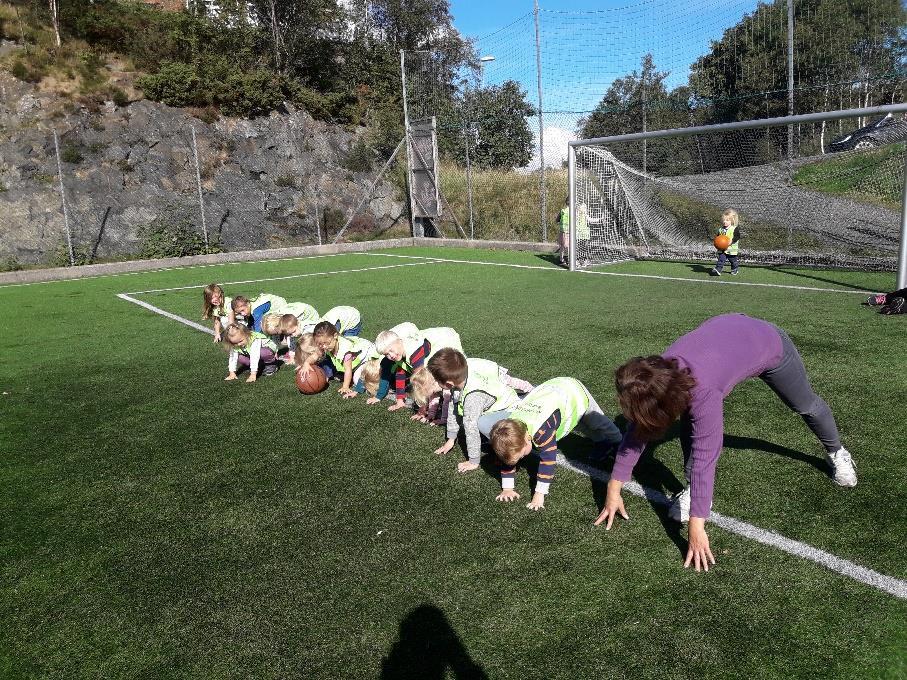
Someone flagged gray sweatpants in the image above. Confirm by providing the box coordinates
[680,326,841,475]
[478,388,622,444]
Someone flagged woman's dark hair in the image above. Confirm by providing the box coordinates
[614,356,696,441]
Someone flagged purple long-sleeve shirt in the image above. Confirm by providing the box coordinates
[611,314,784,518]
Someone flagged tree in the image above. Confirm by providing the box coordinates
[441,80,535,170]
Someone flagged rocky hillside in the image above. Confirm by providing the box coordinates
[0,64,407,266]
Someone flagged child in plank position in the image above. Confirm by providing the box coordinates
[375,323,463,412]
[488,377,622,510]
[261,301,320,360]
[409,367,453,426]
[427,349,533,473]
[223,323,280,382]
[202,284,233,342]
[232,294,288,332]
[320,305,362,337]
[710,208,741,276]
[352,358,395,404]
[299,321,379,397]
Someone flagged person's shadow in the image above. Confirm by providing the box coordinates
[687,263,714,274]
[381,604,489,679]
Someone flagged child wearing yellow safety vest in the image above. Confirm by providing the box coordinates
[223,323,280,383]
[557,199,591,267]
[711,208,741,276]
[231,293,288,332]
[201,283,234,343]
[487,377,622,510]
[427,349,534,473]
[375,322,463,413]
[300,321,380,398]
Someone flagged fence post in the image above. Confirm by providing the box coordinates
[52,130,75,266]
[787,0,795,159]
[567,143,576,271]
[898,152,907,289]
[534,0,547,242]
[191,126,210,252]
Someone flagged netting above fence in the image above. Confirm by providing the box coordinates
[571,106,907,270]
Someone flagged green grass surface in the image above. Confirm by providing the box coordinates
[793,143,906,211]
[2,247,906,678]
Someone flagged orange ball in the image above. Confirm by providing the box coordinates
[714,234,731,250]
[295,365,328,395]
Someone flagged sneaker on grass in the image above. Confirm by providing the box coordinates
[826,447,857,487]
[667,487,712,523]
[710,269,721,277]
[262,364,279,377]
[730,269,739,276]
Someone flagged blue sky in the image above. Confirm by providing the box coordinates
[449,0,763,115]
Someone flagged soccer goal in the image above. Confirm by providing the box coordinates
[567,104,907,276]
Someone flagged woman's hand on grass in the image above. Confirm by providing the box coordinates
[684,518,716,572]
[594,479,629,530]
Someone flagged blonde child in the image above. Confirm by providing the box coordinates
[202,284,233,342]
[557,197,570,265]
[427,349,533,473]
[375,323,463,412]
[487,377,622,510]
[352,358,395,404]
[711,208,741,276]
[223,323,280,383]
[320,305,363,337]
[409,367,451,426]
[299,321,379,397]
[231,293,288,332]
[261,301,320,360]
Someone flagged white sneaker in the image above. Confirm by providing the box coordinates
[667,487,712,523]
[668,488,690,522]
[826,447,857,487]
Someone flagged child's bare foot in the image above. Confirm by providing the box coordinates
[224,373,237,381]
[457,461,480,473]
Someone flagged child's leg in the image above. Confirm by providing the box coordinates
[343,322,363,337]
[759,328,842,453]
[576,390,622,445]
[714,251,728,272]
[728,254,739,272]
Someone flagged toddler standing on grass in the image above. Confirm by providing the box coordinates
[711,208,741,276]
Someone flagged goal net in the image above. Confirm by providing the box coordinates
[569,107,907,271]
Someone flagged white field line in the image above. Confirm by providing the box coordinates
[558,457,907,600]
[124,260,445,295]
[361,252,875,295]
[117,293,215,335]
[0,253,360,290]
[116,255,907,599]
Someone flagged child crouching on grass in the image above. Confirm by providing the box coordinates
[352,358,396,404]
[488,377,622,510]
[202,284,233,342]
[410,367,452,426]
[300,321,379,398]
[711,208,741,276]
[320,305,362,337]
[223,323,280,383]
[427,349,533,473]
[231,294,288,332]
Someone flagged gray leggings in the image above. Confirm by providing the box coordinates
[681,326,841,473]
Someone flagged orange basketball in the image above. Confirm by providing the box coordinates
[295,365,329,395]
[714,234,731,250]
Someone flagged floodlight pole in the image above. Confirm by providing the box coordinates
[568,143,576,272]
[787,0,795,159]
[400,49,418,237]
[898,156,907,289]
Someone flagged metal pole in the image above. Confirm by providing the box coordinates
[400,49,416,236]
[571,103,907,146]
[52,130,74,266]
[568,144,576,272]
[465,126,474,239]
[642,68,647,175]
[534,0,547,242]
[191,127,210,252]
[898,153,907,289]
[787,0,794,160]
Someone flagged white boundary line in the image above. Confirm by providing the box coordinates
[558,457,907,600]
[0,253,363,290]
[124,260,445,296]
[361,252,876,295]
[117,290,907,599]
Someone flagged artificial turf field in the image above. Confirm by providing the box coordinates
[2,245,906,679]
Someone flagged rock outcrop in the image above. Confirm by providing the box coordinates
[0,67,407,265]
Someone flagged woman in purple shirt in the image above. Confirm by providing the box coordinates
[594,313,857,572]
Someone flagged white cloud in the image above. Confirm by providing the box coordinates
[518,126,576,173]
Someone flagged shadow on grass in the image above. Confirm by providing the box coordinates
[533,252,567,268]
[381,603,488,679]
[767,266,871,291]
[686,263,714,275]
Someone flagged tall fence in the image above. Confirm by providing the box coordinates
[402,0,906,256]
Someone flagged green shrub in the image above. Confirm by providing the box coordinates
[10,57,47,83]
[341,139,374,173]
[1,256,22,272]
[77,50,107,92]
[136,62,200,108]
[60,143,84,164]
[48,242,92,267]
[138,211,218,259]
[109,86,129,108]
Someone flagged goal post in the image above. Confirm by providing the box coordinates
[568,103,907,280]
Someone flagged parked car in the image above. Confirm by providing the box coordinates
[828,113,907,152]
